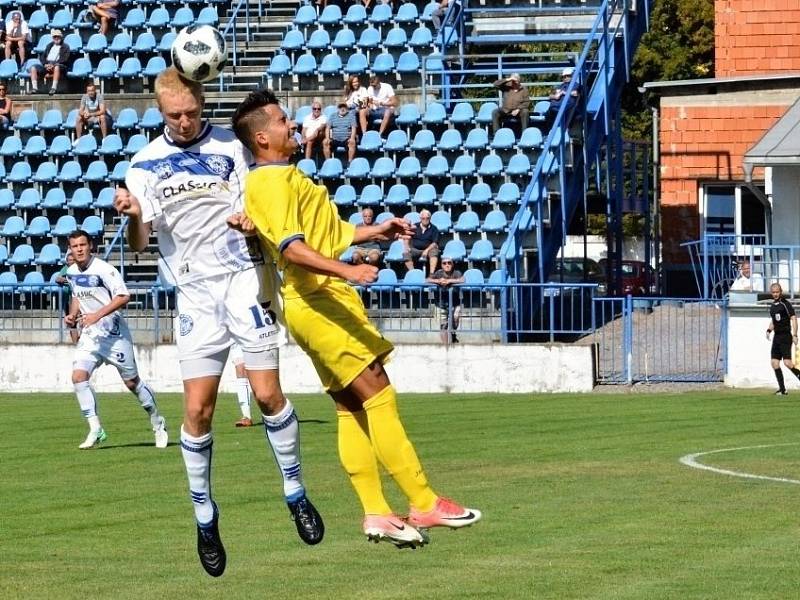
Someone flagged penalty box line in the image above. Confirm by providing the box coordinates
[679,443,800,485]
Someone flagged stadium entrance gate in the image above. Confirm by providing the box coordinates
[593,297,727,384]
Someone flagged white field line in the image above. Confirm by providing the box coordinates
[679,443,800,485]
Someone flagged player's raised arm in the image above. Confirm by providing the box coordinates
[113,188,151,252]
[281,238,379,285]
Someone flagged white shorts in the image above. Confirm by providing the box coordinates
[229,343,244,365]
[175,267,286,363]
[73,333,139,381]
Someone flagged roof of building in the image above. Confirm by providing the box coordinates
[743,95,800,181]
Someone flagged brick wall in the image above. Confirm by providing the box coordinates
[716,0,800,77]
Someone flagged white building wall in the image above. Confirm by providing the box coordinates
[771,166,800,246]
[726,304,795,389]
[0,343,596,394]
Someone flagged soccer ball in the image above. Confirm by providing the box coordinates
[171,25,227,83]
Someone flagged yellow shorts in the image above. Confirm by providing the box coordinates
[284,283,393,392]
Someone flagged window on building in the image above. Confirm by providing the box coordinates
[700,183,766,238]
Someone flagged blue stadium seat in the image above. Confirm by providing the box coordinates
[196,7,219,26]
[454,211,480,234]
[385,184,410,207]
[370,157,395,179]
[158,32,177,53]
[63,33,83,53]
[439,25,460,47]
[109,32,133,54]
[476,102,498,126]
[0,189,12,210]
[384,28,408,50]
[375,211,394,225]
[430,210,452,233]
[124,134,148,156]
[483,209,509,233]
[33,35,52,56]
[344,157,370,179]
[72,134,98,156]
[94,56,120,79]
[143,56,167,78]
[93,187,115,209]
[293,54,317,76]
[519,127,544,150]
[65,110,82,132]
[0,245,6,264]
[21,135,46,158]
[140,108,165,130]
[423,155,449,178]
[0,271,18,287]
[293,4,317,27]
[451,155,476,178]
[171,6,194,28]
[81,215,104,237]
[319,4,342,25]
[409,26,433,48]
[532,99,550,123]
[15,109,38,131]
[462,268,486,289]
[411,183,436,207]
[27,9,49,31]
[47,135,72,158]
[478,154,503,177]
[396,51,420,75]
[384,129,408,152]
[450,102,475,126]
[40,109,64,132]
[343,4,367,25]
[438,129,463,152]
[32,161,58,183]
[399,268,426,290]
[506,154,531,176]
[440,183,465,206]
[333,185,357,207]
[85,33,109,55]
[395,3,420,24]
[57,160,82,183]
[345,53,368,75]
[491,127,516,150]
[307,30,331,53]
[121,8,146,29]
[464,128,489,151]
[332,29,356,51]
[15,188,40,210]
[358,184,383,207]
[50,8,73,30]
[6,243,34,266]
[369,3,392,26]
[357,130,383,153]
[1,215,25,237]
[19,271,47,294]
[25,215,50,237]
[396,156,421,179]
[425,52,444,74]
[371,53,395,75]
[466,182,492,206]
[67,188,94,209]
[109,161,130,182]
[6,161,31,183]
[268,53,292,77]
[294,105,312,127]
[403,210,421,224]
[0,58,18,79]
[36,243,62,265]
[421,1,439,22]
[441,239,466,261]
[68,58,93,80]
[98,134,124,156]
[296,158,316,177]
[132,31,157,54]
[114,107,139,130]
[0,135,21,157]
[52,215,78,237]
[318,158,343,180]
[422,102,447,125]
[41,188,66,210]
[348,211,363,226]
[146,7,170,28]
[384,240,405,263]
[410,129,436,152]
[395,103,421,128]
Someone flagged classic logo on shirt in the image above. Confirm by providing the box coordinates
[154,161,175,180]
[179,313,194,336]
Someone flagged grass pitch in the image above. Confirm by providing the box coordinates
[3,388,800,599]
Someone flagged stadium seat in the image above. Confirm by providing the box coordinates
[146,7,170,28]
[369,3,392,26]
[294,105,312,127]
[36,242,62,265]
[409,26,433,48]
[267,53,292,77]
[421,102,447,125]
[93,56,120,79]
[478,154,503,177]
[519,127,544,150]
[396,156,422,179]
[293,54,317,76]
[395,3,420,24]
[430,210,452,233]
[357,130,383,153]
[344,157,370,179]
[281,30,305,53]
[462,268,486,289]
[454,211,480,233]
[52,215,78,237]
[332,29,356,51]
[21,135,46,157]
[319,4,342,25]
[158,31,177,53]
[410,129,436,152]
[345,53,368,75]
[6,161,31,183]
[348,211,363,226]
[19,271,46,293]
[532,99,550,123]
[506,154,531,176]
[143,56,167,78]
[171,6,194,27]
[421,1,439,22]
[370,157,395,180]
[450,102,475,126]
[451,155,476,178]
[72,134,98,156]
[468,239,495,262]
[0,245,6,264]
[0,135,21,157]
[371,53,395,75]
[318,158,343,180]
[65,111,82,132]
[80,160,107,183]
[333,185,357,207]
[33,34,52,56]
[109,32,133,54]
[438,129,463,152]
[0,58,18,79]
[403,210,421,224]
[81,215,104,237]
[441,239,467,261]
[40,109,64,131]
[491,128,516,151]
[319,53,343,75]
[41,188,66,210]
[440,183,465,206]
[0,271,17,288]
[375,211,395,225]
[121,7,146,29]
[85,33,109,55]
[307,29,331,52]
[423,155,449,178]
[63,33,83,53]
[384,240,406,263]
[358,184,383,207]
[114,107,139,131]
[15,188,40,210]
[395,104,421,128]
[6,243,34,266]
[476,102,498,126]
[343,4,367,25]
[293,5,317,27]
[140,107,165,130]
[67,57,93,80]
[411,183,437,207]
[46,135,72,158]
[196,7,219,26]
[50,8,73,30]
[294,158,315,178]
[466,182,492,206]
[124,134,148,156]
[14,109,38,131]
[67,188,93,209]
[57,160,82,183]
[482,209,508,233]
[98,134,124,156]
[385,184,410,207]
[0,189,12,211]
[384,28,408,50]
[464,128,489,151]
[111,160,130,183]
[1,215,25,237]
[425,53,444,75]
[31,161,57,184]
[25,215,50,237]
[396,51,420,76]
[93,188,115,209]
[340,246,355,263]
[27,9,49,31]
[384,130,408,152]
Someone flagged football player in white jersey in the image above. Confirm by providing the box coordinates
[113,67,323,578]
[64,230,168,450]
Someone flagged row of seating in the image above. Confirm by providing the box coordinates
[344,127,548,155]
[29,31,176,58]
[0,159,129,185]
[17,7,217,35]
[333,182,532,210]
[0,270,64,291]
[280,25,449,55]
[346,205,517,234]
[0,187,115,211]
[11,107,163,134]
[350,267,510,291]
[293,2,439,30]
[0,0,222,11]
[0,133,148,160]
[3,55,168,83]
[268,50,427,80]
[1,214,106,238]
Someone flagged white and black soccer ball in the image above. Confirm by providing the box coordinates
[171,25,227,83]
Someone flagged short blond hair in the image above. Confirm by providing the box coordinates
[155,67,203,105]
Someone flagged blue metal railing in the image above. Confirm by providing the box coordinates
[217,0,253,92]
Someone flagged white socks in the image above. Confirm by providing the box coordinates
[133,380,161,428]
[74,380,101,431]
[236,377,252,420]
[262,398,304,501]
[180,426,215,525]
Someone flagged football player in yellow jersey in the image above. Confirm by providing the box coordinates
[232,89,482,548]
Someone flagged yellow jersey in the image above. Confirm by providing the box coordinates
[245,163,356,299]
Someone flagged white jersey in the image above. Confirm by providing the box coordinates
[125,122,265,286]
[67,256,131,341]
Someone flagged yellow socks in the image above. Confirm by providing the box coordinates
[337,409,392,515]
[363,386,438,513]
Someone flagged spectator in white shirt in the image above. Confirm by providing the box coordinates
[359,75,397,138]
[301,100,328,161]
[730,260,764,292]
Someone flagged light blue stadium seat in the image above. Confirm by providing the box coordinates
[146,7,170,28]
[143,56,167,77]
[344,157,370,179]
[438,129,463,152]
[294,105,312,127]
[65,110,81,131]
[40,109,64,132]
[491,127,516,150]
[115,107,139,130]
[466,182,492,206]
[476,102,498,125]
[68,188,94,209]
[140,107,164,130]
[519,207,535,231]
[41,188,66,209]
[430,210,452,233]
[0,245,6,264]
[399,268,426,291]
[73,134,98,156]
[396,156,421,179]
[370,157,395,179]
[357,130,383,153]
[348,211,363,226]
[0,58,18,79]
[345,53,368,75]
[32,161,58,183]
[332,29,356,50]
[15,109,38,131]
[1,215,25,237]
[93,187,115,209]
[532,99,550,123]
[396,51,420,75]
[296,158,316,177]
[0,135,21,157]
[196,7,219,26]
[441,239,466,261]
[450,102,475,126]
[319,4,342,25]
[371,53,395,75]
[98,134,124,156]
[464,128,489,151]
[93,56,119,79]
[52,214,78,237]
[85,33,109,54]
[171,6,194,27]
[63,33,83,53]
[421,1,438,22]
[293,4,317,26]
[506,154,531,176]
[19,271,47,293]
[385,184,410,207]
[0,189,12,210]
[333,185,356,207]
[483,209,508,233]
[121,8,146,29]
[369,3,392,26]
[0,271,18,287]
[293,53,317,76]
[158,31,177,53]
[268,53,292,77]
[109,161,129,182]
[27,9,49,31]
[411,183,436,206]
[423,155,449,177]
[384,28,408,50]
[451,155,476,178]
[395,103,421,128]
[358,184,383,207]
[81,215,104,237]
[36,243,62,265]
[424,52,444,74]
[47,135,71,158]
[403,210,421,224]
[307,29,331,53]
[124,134,148,156]
[33,35,52,56]
[409,26,433,48]
[440,183,465,206]
[519,127,544,150]
[6,243,34,266]
[422,102,447,125]
[343,4,367,25]
[68,57,93,79]
[454,211,480,233]
[395,3,419,24]
[26,215,50,237]
[410,129,436,152]
[340,246,355,262]
[50,8,73,30]
[318,158,343,180]
[461,268,486,290]
[6,161,31,183]
[57,160,82,183]
[109,32,133,54]
[375,211,394,224]
[440,25,460,47]
[384,240,405,263]
[384,129,408,152]
[478,154,503,177]
[16,188,40,210]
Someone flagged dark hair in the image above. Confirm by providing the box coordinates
[67,229,92,245]
[231,88,281,154]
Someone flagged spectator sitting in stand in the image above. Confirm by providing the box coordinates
[0,83,14,128]
[301,100,328,163]
[359,74,397,139]
[30,29,71,96]
[543,67,581,133]
[427,257,464,344]
[431,0,449,30]
[5,11,30,66]
[89,0,120,37]
[491,73,530,133]
[344,75,370,122]
[351,208,383,266]
[403,209,440,275]
[324,101,357,164]
[75,82,110,141]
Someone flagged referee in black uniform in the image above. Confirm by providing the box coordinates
[766,283,800,395]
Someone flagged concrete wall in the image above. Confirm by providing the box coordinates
[726,304,794,388]
[771,165,800,247]
[0,343,596,394]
